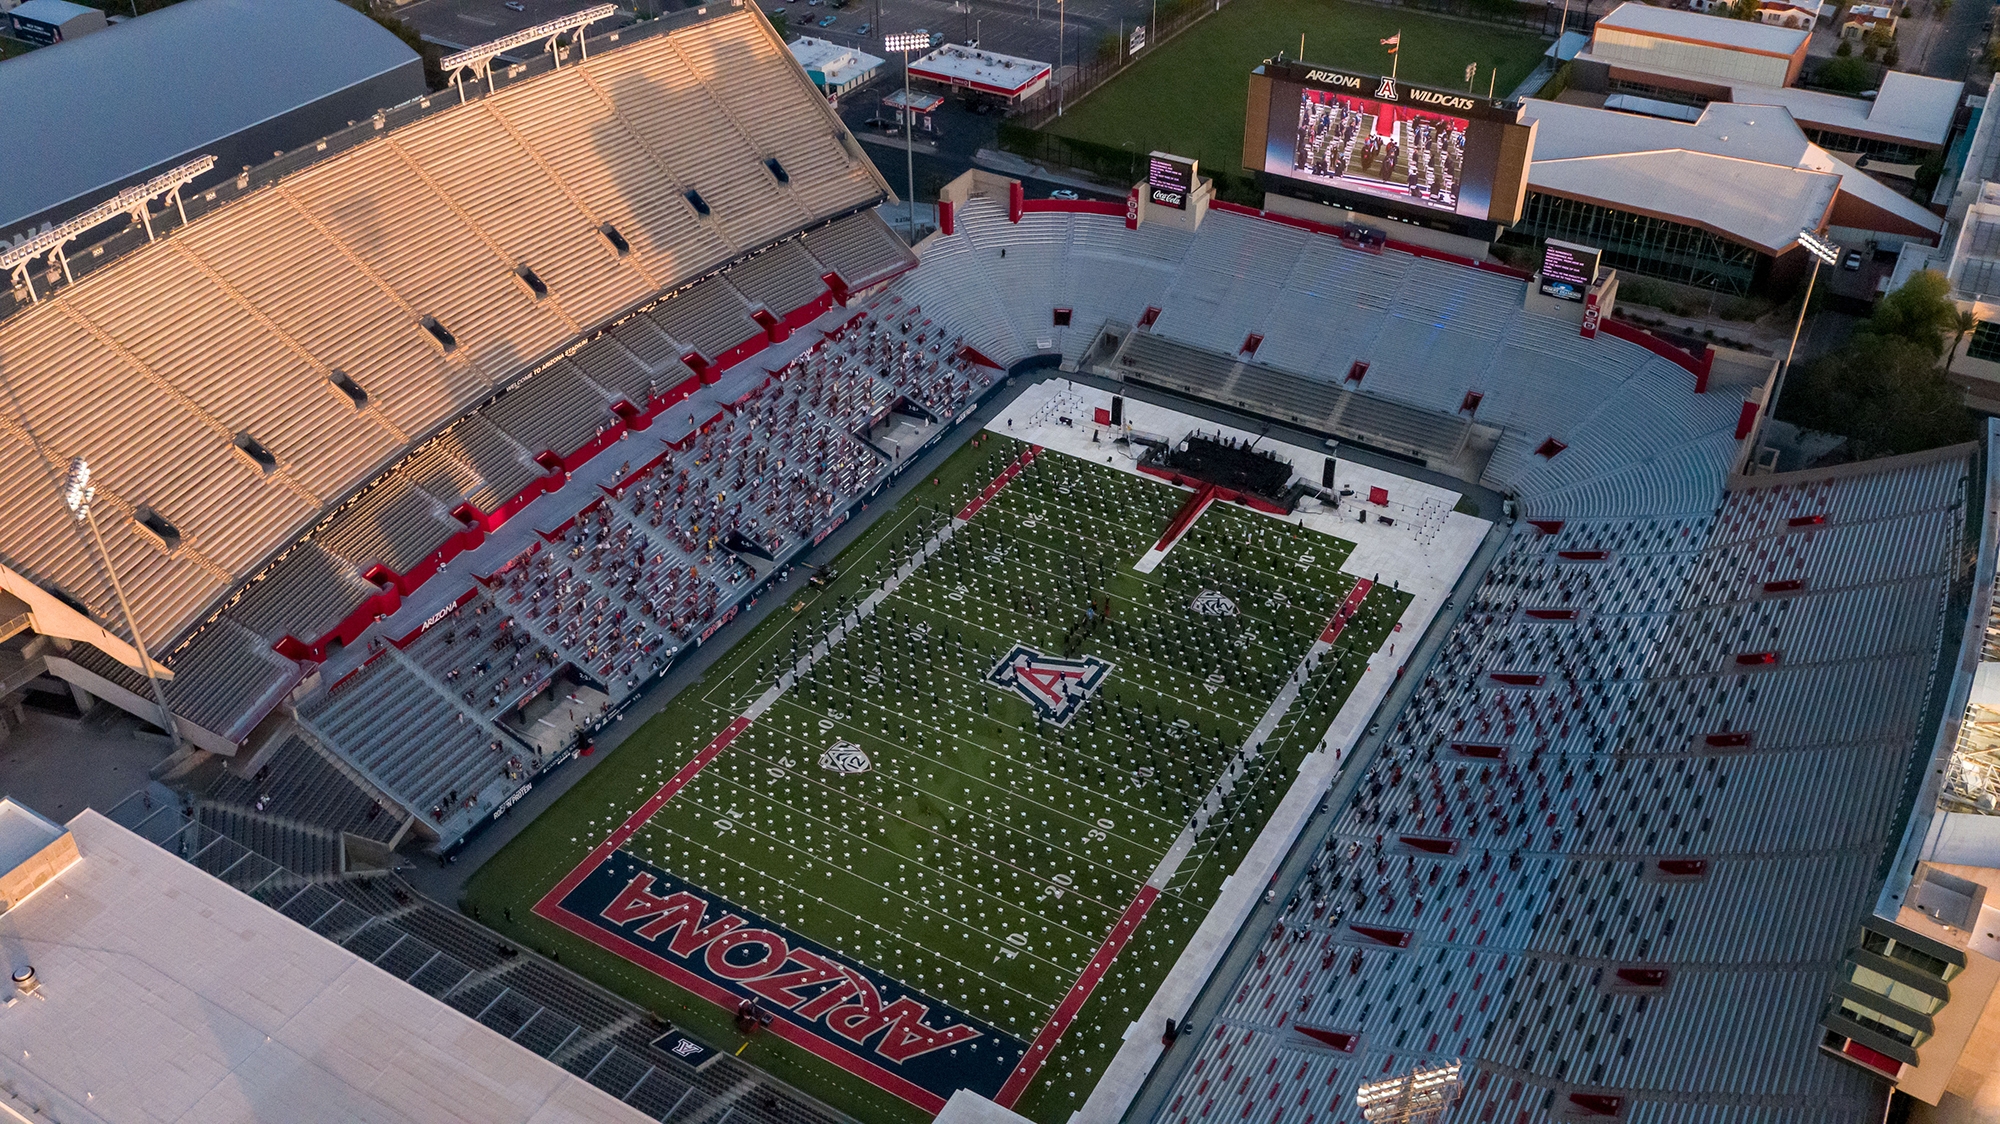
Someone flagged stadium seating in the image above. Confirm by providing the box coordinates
[895,196,1744,519]
[247,289,982,844]
[1152,447,1972,1124]
[0,7,886,712]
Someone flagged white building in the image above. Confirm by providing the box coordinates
[0,802,651,1124]
[787,35,883,98]
[906,43,1051,103]
[1756,0,1824,30]
[1580,2,1811,91]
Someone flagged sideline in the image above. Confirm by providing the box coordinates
[400,374,1042,902]
[1098,516,1514,1124]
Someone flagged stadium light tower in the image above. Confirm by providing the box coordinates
[1355,1060,1462,1124]
[62,458,179,751]
[1767,229,1843,447]
[885,32,930,239]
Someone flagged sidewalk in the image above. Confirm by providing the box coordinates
[973,147,1127,197]
[1612,303,1784,355]
[854,130,941,156]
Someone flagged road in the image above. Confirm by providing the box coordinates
[1918,0,1993,78]
[390,0,1161,72]
[387,0,1145,193]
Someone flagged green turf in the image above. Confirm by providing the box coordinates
[1046,0,1550,177]
[464,430,1409,1123]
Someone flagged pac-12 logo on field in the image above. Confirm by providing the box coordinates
[986,645,1111,725]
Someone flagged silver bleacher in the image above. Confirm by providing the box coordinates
[1155,450,1974,1124]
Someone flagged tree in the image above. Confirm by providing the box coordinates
[1864,270,1959,356]
[1779,334,1977,458]
[1817,54,1872,91]
[1946,308,1979,369]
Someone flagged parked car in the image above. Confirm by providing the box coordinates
[1049,189,1080,200]
[1842,250,1863,271]
[817,13,836,25]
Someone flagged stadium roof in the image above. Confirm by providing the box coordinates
[1730,71,1963,148]
[1523,99,1942,252]
[1593,1,1811,57]
[0,0,418,235]
[0,807,651,1123]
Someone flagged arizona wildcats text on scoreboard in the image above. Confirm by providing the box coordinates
[1243,60,1535,228]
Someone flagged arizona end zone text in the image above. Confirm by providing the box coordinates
[539,849,1028,1111]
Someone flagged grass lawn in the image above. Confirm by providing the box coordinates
[1047,0,1550,177]
[464,429,1409,1123]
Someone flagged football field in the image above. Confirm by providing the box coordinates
[1043,0,1550,183]
[467,420,1411,1122]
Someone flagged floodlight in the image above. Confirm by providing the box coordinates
[882,33,930,241]
[441,4,619,71]
[3,155,215,300]
[57,453,178,750]
[1797,230,1842,267]
[62,458,92,520]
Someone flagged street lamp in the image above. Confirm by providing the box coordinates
[1767,229,1842,444]
[885,32,930,240]
[63,457,180,751]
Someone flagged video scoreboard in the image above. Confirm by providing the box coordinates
[1244,60,1535,227]
[1147,152,1196,210]
[1538,239,1601,301]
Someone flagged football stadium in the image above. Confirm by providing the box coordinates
[1,2,1998,1123]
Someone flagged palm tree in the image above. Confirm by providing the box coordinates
[1945,309,1978,371]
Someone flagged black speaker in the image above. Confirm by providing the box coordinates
[1322,456,1337,489]
[1110,396,1124,425]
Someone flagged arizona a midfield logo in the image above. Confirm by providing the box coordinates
[986,645,1111,725]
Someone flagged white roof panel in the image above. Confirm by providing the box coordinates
[0,0,419,233]
[1522,98,1941,250]
[0,809,652,1124]
[1532,149,1838,253]
[1596,2,1809,54]
[907,43,1050,96]
[9,0,100,22]
[1731,72,1962,146]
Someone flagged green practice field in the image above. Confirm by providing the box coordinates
[465,430,1410,1123]
[1047,0,1550,178]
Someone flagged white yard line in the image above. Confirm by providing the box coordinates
[1141,635,1337,891]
